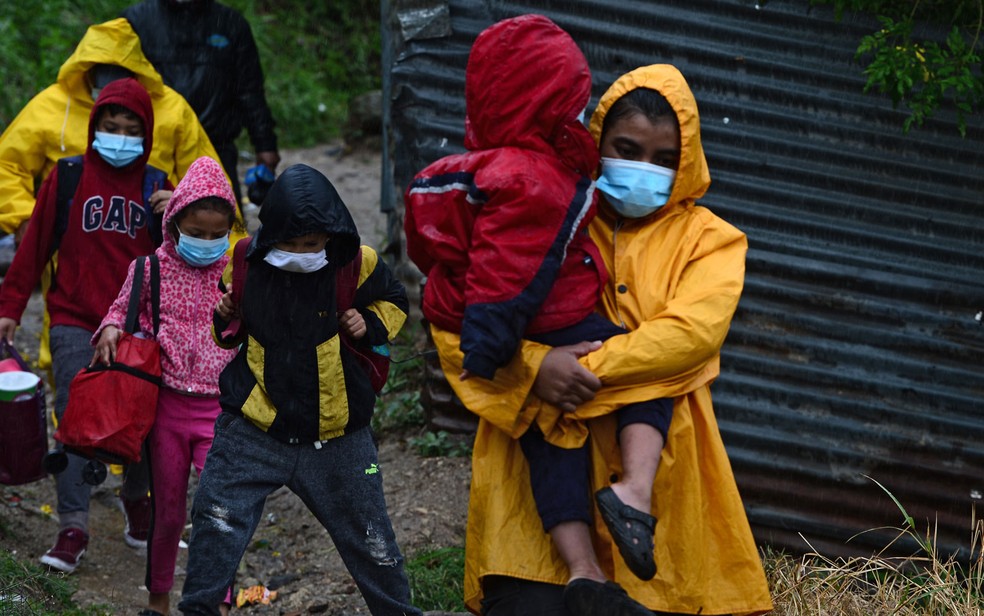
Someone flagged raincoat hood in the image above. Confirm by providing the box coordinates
[85,77,154,175]
[250,164,360,266]
[57,18,166,105]
[589,64,711,213]
[162,156,235,249]
[463,14,598,175]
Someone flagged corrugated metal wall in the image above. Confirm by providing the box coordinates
[382,0,984,561]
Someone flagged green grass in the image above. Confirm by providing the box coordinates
[0,0,380,147]
[406,546,467,612]
[0,550,110,615]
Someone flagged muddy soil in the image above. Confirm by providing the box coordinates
[0,143,472,615]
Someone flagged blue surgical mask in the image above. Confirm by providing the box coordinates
[93,131,144,168]
[176,232,229,267]
[263,248,328,273]
[596,157,676,218]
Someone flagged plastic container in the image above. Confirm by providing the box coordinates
[0,371,41,402]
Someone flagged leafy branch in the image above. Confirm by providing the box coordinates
[812,0,984,135]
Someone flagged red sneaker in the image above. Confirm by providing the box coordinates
[40,527,89,573]
[120,495,152,549]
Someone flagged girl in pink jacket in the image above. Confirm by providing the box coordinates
[93,156,238,616]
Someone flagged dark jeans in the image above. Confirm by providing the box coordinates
[522,314,673,530]
[178,413,420,616]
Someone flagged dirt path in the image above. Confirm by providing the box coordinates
[0,143,472,615]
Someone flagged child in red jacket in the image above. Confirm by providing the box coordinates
[0,77,173,573]
[404,14,668,614]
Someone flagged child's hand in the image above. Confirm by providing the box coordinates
[216,290,238,321]
[459,369,472,381]
[0,317,18,343]
[92,326,120,366]
[339,308,366,340]
[150,189,173,215]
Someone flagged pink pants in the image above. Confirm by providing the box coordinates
[146,387,221,594]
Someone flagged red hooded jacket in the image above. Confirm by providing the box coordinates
[0,78,172,331]
[404,14,606,379]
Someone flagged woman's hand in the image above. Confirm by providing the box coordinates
[339,308,366,340]
[532,341,603,412]
[92,326,121,366]
[0,317,18,343]
[150,189,173,215]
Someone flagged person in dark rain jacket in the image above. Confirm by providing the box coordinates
[122,0,280,204]
[178,164,419,616]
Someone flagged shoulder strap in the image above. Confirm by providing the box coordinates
[53,156,85,257]
[335,247,363,312]
[231,237,251,306]
[123,255,161,336]
[142,166,168,247]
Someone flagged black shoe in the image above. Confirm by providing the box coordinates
[563,578,653,616]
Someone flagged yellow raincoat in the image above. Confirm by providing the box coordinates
[0,18,246,368]
[431,65,773,615]
[0,18,234,234]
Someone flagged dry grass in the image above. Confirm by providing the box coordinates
[765,479,983,615]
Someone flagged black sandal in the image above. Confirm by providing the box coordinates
[595,487,657,580]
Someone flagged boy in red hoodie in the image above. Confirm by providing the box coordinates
[0,77,174,573]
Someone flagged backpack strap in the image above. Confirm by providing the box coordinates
[53,156,85,257]
[142,166,168,247]
[123,255,160,336]
[231,237,251,307]
[336,247,363,313]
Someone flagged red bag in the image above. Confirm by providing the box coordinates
[54,256,161,465]
[0,340,47,485]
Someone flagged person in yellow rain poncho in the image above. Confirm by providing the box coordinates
[427,64,774,615]
[0,17,247,370]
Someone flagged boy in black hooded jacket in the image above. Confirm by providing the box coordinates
[178,164,418,616]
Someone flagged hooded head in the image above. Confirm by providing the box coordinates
[249,164,360,267]
[86,78,154,174]
[589,64,710,210]
[58,18,165,105]
[163,156,236,251]
[463,14,598,175]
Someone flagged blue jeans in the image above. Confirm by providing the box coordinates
[178,413,421,616]
[49,326,149,531]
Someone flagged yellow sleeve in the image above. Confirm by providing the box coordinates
[583,222,747,387]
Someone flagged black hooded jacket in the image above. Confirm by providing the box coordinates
[213,164,409,444]
[122,0,277,151]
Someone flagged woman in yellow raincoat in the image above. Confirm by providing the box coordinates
[430,64,774,615]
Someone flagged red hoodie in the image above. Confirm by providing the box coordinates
[0,78,172,331]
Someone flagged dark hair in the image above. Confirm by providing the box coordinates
[601,87,678,136]
[97,103,143,126]
[173,197,237,227]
